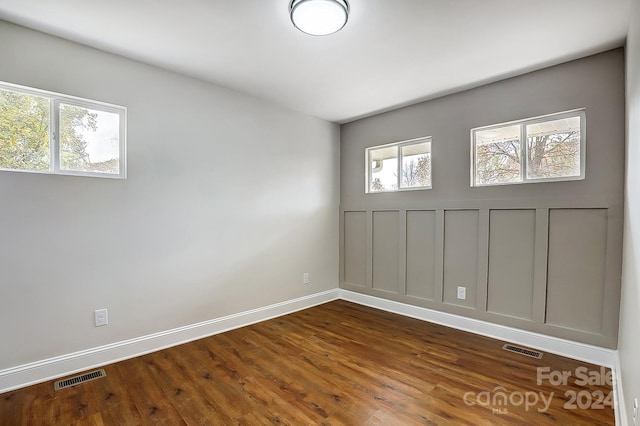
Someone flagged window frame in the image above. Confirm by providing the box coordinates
[365,136,432,194]
[0,81,127,179]
[470,109,586,187]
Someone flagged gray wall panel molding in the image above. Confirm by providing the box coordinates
[343,211,367,287]
[405,210,437,301]
[546,209,607,334]
[487,209,536,321]
[434,210,445,303]
[340,49,624,348]
[366,210,374,289]
[477,209,490,312]
[602,205,623,340]
[443,210,479,309]
[532,208,550,324]
[372,211,400,293]
[399,210,408,297]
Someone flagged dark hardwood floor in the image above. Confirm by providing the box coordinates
[0,300,615,425]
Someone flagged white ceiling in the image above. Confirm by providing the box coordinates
[0,0,630,123]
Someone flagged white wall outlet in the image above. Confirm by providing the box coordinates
[94,309,108,327]
[633,397,638,425]
[303,272,310,284]
[457,286,466,300]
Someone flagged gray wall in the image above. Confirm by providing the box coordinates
[619,0,640,422]
[340,49,625,348]
[0,20,339,370]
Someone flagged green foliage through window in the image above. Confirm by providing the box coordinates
[0,90,50,171]
[0,82,125,178]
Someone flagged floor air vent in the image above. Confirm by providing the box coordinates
[502,344,543,359]
[54,369,106,391]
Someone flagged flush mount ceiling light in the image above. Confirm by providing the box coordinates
[289,0,350,36]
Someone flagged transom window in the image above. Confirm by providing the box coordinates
[471,109,585,187]
[0,81,126,178]
[366,137,432,193]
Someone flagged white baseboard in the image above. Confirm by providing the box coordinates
[339,289,616,368]
[613,352,627,426]
[0,288,619,398]
[0,289,340,394]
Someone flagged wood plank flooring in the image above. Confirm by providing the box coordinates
[0,300,615,425]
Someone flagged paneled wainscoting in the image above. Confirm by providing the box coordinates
[341,208,621,349]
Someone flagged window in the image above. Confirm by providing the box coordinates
[0,81,126,178]
[366,137,431,193]
[471,109,585,187]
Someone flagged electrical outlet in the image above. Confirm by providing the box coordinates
[94,309,108,327]
[457,286,466,300]
[303,272,310,284]
[633,397,638,426]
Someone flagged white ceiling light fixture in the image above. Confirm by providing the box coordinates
[289,0,350,36]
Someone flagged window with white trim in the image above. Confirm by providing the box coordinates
[0,81,126,178]
[366,137,432,193]
[471,109,585,187]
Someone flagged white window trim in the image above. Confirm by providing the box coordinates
[0,81,127,179]
[365,136,432,193]
[470,109,586,187]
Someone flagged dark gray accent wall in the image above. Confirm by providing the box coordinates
[340,49,624,348]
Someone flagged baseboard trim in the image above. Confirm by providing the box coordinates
[0,288,618,396]
[0,289,340,394]
[613,352,626,426]
[339,289,616,368]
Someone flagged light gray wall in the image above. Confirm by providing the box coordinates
[619,0,640,422]
[340,49,625,348]
[0,20,339,370]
